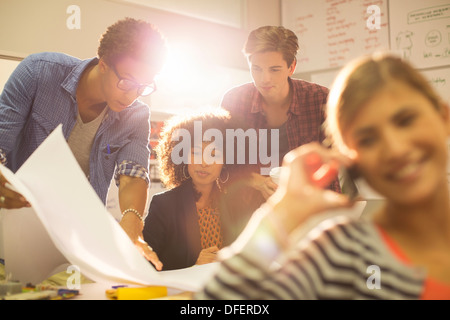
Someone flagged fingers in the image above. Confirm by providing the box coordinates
[144,248,163,271]
[284,142,352,168]
[265,178,278,190]
[203,246,219,254]
[282,142,352,189]
[0,171,7,185]
[136,237,163,271]
[119,220,163,270]
[0,173,31,209]
[0,190,31,209]
[321,189,353,209]
[259,176,278,200]
[271,142,354,215]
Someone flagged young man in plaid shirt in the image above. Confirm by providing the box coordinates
[221,26,341,200]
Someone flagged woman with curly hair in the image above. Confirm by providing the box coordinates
[143,108,262,270]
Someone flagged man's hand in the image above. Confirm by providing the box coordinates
[118,175,163,270]
[119,212,163,271]
[0,171,31,209]
[251,172,278,200]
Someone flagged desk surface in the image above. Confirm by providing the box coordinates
[72,282,192,300]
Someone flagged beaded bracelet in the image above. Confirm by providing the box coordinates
[122,208,145,225]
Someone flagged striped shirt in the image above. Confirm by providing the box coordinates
[221,78,340,192]
[195,205,430,300]
[0,52,150,204]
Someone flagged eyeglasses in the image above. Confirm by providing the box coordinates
[110,64,157,96]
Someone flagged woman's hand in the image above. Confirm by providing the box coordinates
[265,142,354,236]
[251,172,278,200]
[0,171,31,209]
[196,246,220,265]
[119,213,163,271]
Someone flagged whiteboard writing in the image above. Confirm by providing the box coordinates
[389,0,450,69]
[422,67,450,104]
[282,0,389,72]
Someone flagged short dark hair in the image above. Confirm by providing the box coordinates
[97,17,167,72]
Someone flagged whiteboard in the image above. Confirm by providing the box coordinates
[311,69,338,88]
[282,0,389,72]
[389,0,450,69]
[422,67,450,104]
[311,67,450,105]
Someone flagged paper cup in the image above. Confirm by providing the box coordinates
[269,167,282,185]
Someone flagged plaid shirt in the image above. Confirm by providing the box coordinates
[0,52,150,204]
[221,78,340,192]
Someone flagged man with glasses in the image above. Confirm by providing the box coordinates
[0,17,167,269]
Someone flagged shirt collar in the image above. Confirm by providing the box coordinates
[250,85,263,114]
[61,57,121,122]
[250,78,301,116]
[287,78,302,116]
[61,57,98,98]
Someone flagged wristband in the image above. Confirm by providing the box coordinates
[122,208,145,225]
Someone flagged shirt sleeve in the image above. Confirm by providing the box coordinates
[114,160,149,186]
[0,55,37,156]
[0,149,7,166]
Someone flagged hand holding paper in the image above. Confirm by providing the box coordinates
[0,125,217,291]
[0,170,30,209]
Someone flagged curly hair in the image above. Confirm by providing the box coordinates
[97,17,167,71]
[156,107,249,191]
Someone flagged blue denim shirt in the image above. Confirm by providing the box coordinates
[0,52,151,204]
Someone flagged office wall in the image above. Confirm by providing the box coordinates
[2,0,448,108]
[0,0,280,70]
[0,0,281,114]
[0,0,281,209]
[284,0,450,105]
[2,0,449,211]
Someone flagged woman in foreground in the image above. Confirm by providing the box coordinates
[195,53,450,299]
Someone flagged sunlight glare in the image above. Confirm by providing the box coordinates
[152,42,248,115]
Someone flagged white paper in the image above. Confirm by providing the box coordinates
[2,207,68,285]
[0,125,217,291]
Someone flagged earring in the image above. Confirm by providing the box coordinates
[216,167,229,193]
[183,165,190,180]
[219,170,229,184]
[218,167,229,184]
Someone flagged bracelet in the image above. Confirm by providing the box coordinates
[122,208,145,225]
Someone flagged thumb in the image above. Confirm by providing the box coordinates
[316,189,352,212]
